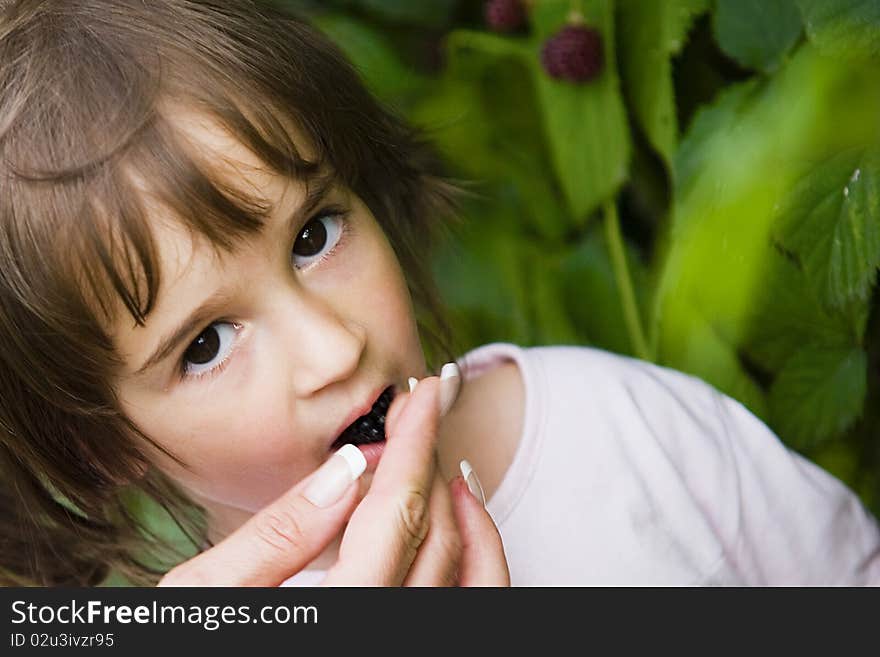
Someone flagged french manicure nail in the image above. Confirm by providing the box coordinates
[303,444,366,507]
[439,362,461,417]
[408,376,419,393]
[459,459,485,508]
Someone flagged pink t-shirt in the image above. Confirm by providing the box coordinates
[283,342,880,586]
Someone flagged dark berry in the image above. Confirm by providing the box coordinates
[485,0,527,34]
[336,386,394,446]
[540,25,604,83]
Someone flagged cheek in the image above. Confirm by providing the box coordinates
[345,226,423,365]
[121,385,317,510]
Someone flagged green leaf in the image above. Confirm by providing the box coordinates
[618,0,709,166]
[531,0,631,221]
[527,249,584,346]
[773,147,880,310]
[740,254,868,374]
[431,204,533,349]
[415,31,571,241]
[435,5,631,226]
[713,0,803,72]
[314,14,428,106]
[356,0,456,28]
[769,342,867,448]
[796,0,880,59]
[653,44,880,424]
[559,225,650,356]
[672,80,759,191]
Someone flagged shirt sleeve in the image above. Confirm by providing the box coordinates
[704,389,880,585]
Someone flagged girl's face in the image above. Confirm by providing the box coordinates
[112,113,427,533]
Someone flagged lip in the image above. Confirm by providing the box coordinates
[358,440,386,472]
[328,383,393,450]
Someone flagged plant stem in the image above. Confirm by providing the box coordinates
[603,198,650,361]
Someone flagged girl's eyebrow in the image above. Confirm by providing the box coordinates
[132,174,336,376]
[133,292,233,376]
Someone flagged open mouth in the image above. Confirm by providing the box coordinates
[331,385,394,450]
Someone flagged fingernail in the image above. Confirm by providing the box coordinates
[459,459,485,508]
[439,362,461,417]
[408,376,419,393]
[304,444,367,508]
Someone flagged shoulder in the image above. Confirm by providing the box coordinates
[451,341,742,492]
[471,342,770,527]
[518,342,731,430]
[455,341,734,442]
[523,344,771,490]
[448,339,785,510]
[452,344,749,581]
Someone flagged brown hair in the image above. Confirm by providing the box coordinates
[0,0,460,585]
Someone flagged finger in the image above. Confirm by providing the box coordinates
[322,377,443,585]
[450,472,510,587]
[402,467,462,586]
[370,376,441,498]
[159,445,367,587]
[383,387,411,438]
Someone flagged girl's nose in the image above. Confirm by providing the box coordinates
[274,288,366,398]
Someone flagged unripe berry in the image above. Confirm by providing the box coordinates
[484,0,527,34]
[540,24,604,83]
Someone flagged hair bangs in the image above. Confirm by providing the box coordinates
[68,97,334,333]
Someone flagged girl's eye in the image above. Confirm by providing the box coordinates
[291,211,346,269]
[182,321,240,378]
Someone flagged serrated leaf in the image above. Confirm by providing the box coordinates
[654,44,880,421]
[713,0,803,72]
[769,342,867,448]
[773,147,880,310]
[671,79,760,192]
[530,0,631,221]
[618,0,709,166]
[796,0,880,59]
[740,253,868,373]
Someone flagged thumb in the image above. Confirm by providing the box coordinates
[158,445,367,587]
[384,386,412,438]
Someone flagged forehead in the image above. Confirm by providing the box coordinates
[110,109,317,351]
[158,105,318,201]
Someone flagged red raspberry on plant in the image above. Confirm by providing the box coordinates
[484,0,528,34]
[540,24,604,83]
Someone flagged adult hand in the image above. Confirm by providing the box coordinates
[323,376,509,586]
[158,375,509,587]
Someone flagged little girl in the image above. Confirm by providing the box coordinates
[1,0,878,587]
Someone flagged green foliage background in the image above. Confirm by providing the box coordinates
[275,0,880,517]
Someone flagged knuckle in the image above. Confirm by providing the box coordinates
[394,489,430,553]
[434,534,463,587]
[253,508,307,555]
[443,533,464,565]
[439,565,461,587]
[431,525,463,566]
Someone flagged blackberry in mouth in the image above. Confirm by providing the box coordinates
[332,386,394,448]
